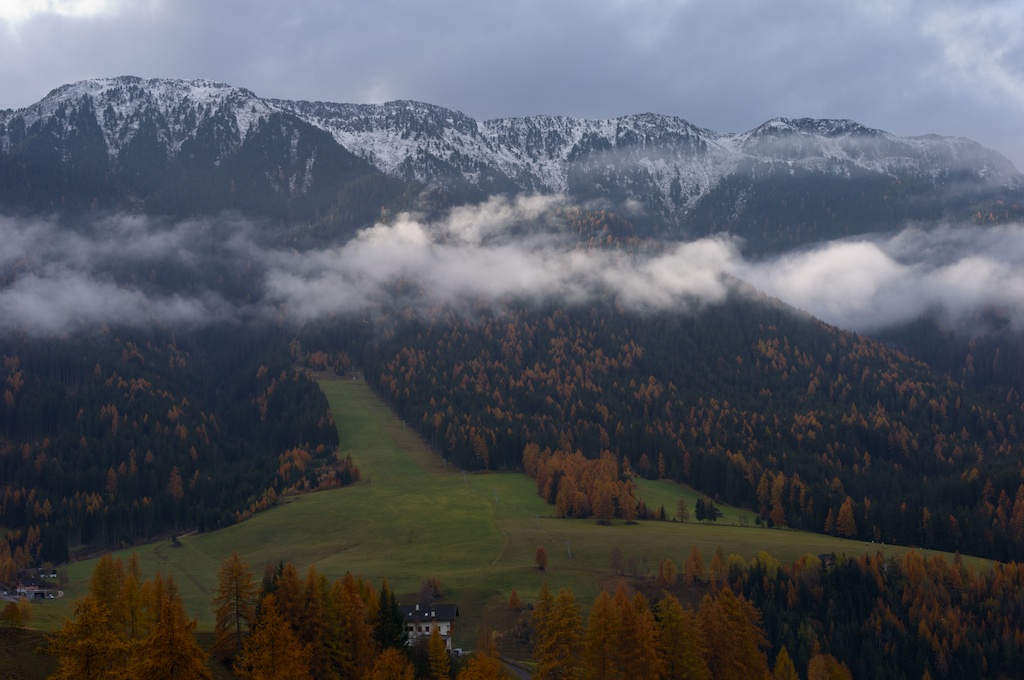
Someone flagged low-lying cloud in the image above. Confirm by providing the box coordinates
[2,196,1024,337]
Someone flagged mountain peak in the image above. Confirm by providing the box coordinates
[2,76,1021,250]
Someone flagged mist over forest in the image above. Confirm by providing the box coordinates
[3,197,1023,337]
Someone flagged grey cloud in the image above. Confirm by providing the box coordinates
[736,225,1024,332]
[3,202,1024,337]
[1,1,1021,170]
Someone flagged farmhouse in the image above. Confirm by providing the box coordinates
[400,602,459,650]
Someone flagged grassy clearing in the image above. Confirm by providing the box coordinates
[31,379,988,644]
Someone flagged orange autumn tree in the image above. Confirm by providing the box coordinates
[698,587,769,680]
[135,572,212,680]
[234,594,312,680]
[428,624,451,680]
[51,557,210,680]
[49,595,131,680]
[583,590,619,679]
[534,586,584,680]
[656,593,710,680]
[330,571,378,679]
[370,648,415,680]
[684,544,706,584]
[211,551,257,662]
[535,545,549,571]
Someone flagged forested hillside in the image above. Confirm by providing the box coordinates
[322,294,1024,561]
[0,325,347,573]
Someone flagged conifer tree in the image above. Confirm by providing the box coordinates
[234,594,313,680]
[837,497,857,538]
[274,562,304,631]
[535,545,549,571]
[331,572,377,679]
[582,590,619,680]
[629,591,663,680]
[0,601,21,628]
[211,551,257,662]
[428,624,451,680]
[676,497,690,522]
[374,578,408,650]
[657,558,678,589]
[49,595,130,680]
[300,566,333,679]
[772,646,799,680]
[120,553,145,640]
[371,648,416,680]
[710,546,726,587]
[698,587,769,680]
[88,553,125,612]
[685,544,706,583]
[534,587,583,680]
[656,593,710,680]
[807,652,852,680]
[532,583,554,649]
[134,573,212,680]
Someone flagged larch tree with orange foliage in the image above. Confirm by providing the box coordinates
[582,590,619,679]
[428,624,451,680]
[48,595,130,680]
[273,562,305,631]
[370,648,415,680]
[807,652,853,680]
[534,587,584,680]
[330,572,377,679]
[772,646,799,680]
[299,565,333,679]
[836,497,857,538]
[684,544,706,584]
[698,587,769,680]
[211,551,257,662]
[134,573,212,680]
[234,595,312,680]
[606,586,660,679]
[656,593,710,680]
[535,545,549,571]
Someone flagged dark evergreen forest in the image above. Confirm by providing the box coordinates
[0,324,343,571]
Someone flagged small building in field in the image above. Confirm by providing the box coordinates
[400,603,459,650]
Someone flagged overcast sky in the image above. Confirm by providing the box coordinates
[1,0,1022,170]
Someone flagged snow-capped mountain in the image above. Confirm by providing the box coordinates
[1,76,1021,249]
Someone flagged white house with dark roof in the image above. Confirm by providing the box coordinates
[399,603,459,650]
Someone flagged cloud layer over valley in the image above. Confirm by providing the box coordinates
[2,196,1023,337]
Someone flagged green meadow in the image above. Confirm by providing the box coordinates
[31,379,985,643]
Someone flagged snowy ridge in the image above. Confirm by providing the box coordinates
[274,99,1022,214]
[2,76,1021,214]
[1,76,277,161]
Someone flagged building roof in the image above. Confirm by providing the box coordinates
[400,603,459,623]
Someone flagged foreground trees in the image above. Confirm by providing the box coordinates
[532,582,767,680]
[234,595,312,680]
[52,545,1024,680]
[50,556,211,680]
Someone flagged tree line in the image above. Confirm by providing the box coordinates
[46,553,509,680]
[45,543,1024,680]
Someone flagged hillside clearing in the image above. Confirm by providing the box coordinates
[30,379,985,642]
